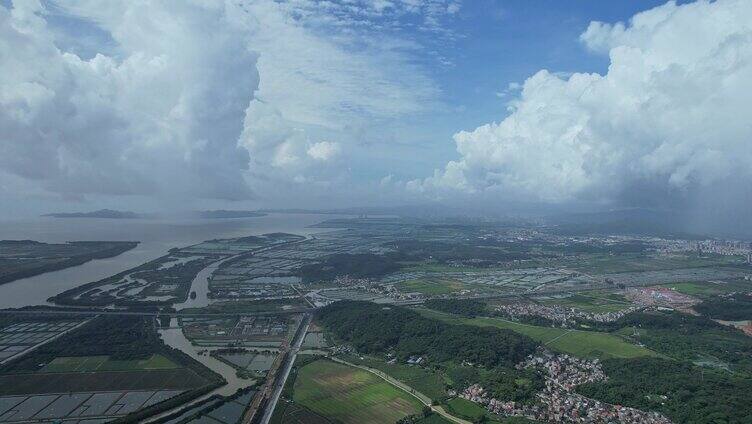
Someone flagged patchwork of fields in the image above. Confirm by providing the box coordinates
[0,389,183,422]
[292,359,423,424]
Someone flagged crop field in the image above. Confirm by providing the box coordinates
[416,308,655,359]
[41,354,178,373]
[292,359,423,424]
[0,368,208,396]
[338,354,446,401]
[271,401,334,424]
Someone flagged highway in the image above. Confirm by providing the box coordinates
[258,313,311,424]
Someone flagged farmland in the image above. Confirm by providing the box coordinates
[338,354,447,401]
[292,359,423,423]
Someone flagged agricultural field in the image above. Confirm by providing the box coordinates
[416,308,655,359]
[291,359,424,424]
[338,354,447,401]
[40,353,178,373]
[0,319,84,363]
[0,389,185,423]
[271,401,334,424]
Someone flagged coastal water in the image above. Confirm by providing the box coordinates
[0,214,336,309]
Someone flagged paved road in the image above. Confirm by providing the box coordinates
[258,314,311,424]
[330,357,472,424]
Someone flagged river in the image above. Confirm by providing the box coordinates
[0,213,337,309]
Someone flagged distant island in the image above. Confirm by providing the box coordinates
[196,210,266,219]
[43,209,141,219]
[42,209,267,220]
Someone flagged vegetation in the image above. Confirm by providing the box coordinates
[318,301,538,368]
[424,299,488,317]
[2,316,162,372]
[593,311,752,372]
[416,308,655,359]
[694,292,752,320]
[0,240,138,284]
[341,354,447,401]
[299,253,402,282]
[578,357,752,424]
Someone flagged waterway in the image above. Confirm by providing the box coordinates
[0,213,337,309]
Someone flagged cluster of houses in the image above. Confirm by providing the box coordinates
[458,350,672,423]
[494,302,640,326]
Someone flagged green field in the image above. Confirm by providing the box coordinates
[339,354,446,401]
[271,401,334,424]
[293,359,423,424]
[445,397,486,420]
[416,308,655,359]
[41,354,178,373]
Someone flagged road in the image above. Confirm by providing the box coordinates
[256,313,311,424]
[330,357,473,424]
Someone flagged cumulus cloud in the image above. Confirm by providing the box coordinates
[0,0,450,207]
[415,0,752,207]
[307,141,341,161]
[0,0,259,200]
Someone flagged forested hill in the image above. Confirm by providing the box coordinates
[317,301,538,368]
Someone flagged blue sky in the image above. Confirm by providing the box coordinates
[350,1,680,183]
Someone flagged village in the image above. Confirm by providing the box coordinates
[458,350,672,423]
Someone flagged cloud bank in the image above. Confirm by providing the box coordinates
[0,0,451,207]
[0,0,258,200]
[414,0,752,208]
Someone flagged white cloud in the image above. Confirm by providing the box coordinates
[307,141,342,161]
[415,0,752,205]
[0,0,452,207]
[0,0,258,200]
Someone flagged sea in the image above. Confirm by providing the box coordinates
[0,213,337,309]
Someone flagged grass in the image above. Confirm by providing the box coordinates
[293,359,423,424]
[416,308,656,359]
[339,354,446,401]
[41,354,178,373]
[445,397,486,420]
[396,278,467,295]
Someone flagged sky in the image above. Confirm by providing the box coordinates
[1,0,751,220]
